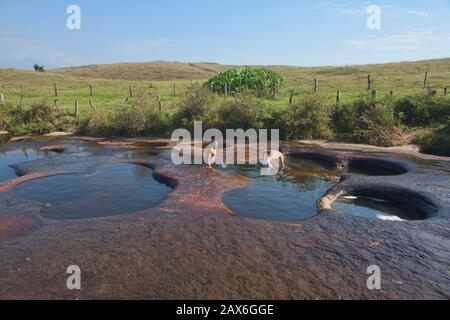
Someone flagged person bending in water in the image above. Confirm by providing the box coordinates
[261,150,285,169]
[207,141,228,168]
[207,141,219,168]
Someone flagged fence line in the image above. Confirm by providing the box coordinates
[1,75,448,112]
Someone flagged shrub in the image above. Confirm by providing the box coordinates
[427,97,450,124]
[0,101,76,135]
[331,98,405,147]
[282,94,333,140]
[205,67,283,97]
[0,104,25,132]
[79,96,170,137]
[353,104,403,147]
[217,93,267,130]
[394,95,431,126]
[331,102,359,138]
[79,112,109,137]
[418,123,450,156]
[173,84,218,130]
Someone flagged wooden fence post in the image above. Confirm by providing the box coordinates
[20,83,23,96]
[129,85,133,98]
[336,90,341,104]
[224,83,228,96]
[54,83,58,97]
[157,95,162,110]
[89,83,93,96]
[289,90,294,105]
[368,74,372,90]
[390,90,394,97]
[173,83,176,96]
[89,99,97,111]
[445,87,448,96]
[314,78,318,93]
[74,100,79,117]
[0,92,4,105]
[423,69,428,89]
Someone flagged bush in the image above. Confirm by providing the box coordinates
[79,112,109,137]
[217,93,267,130]
[394,95,431,126]
[79,96,170,137]
[427,97,450,124]
[331,101,360,138]
[282,94,333,140]
[418,124,450,156]
[204,67,283,97]
[0,104,25,132]
[353,104,403,147]
[173,84,218,130]
[331,98,405,147]
[0,101,76,135]
[394,94,450,126]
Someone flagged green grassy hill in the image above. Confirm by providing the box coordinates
[1,58,449,114]
[1,58,449,154]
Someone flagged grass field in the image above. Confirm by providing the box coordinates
[1,58,449,116]
[1,58,450,155]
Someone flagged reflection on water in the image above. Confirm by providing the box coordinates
[221,157,337,221]
[13,164,172,220]
[334,197,407,221]
[121,149,159,160]
[0,149,52,182]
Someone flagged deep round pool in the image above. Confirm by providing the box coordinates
[13,164,173,220]
[334,197,409,221]
[221,157,337,221]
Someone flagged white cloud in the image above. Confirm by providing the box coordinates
[345,30,450,51]
[408,10,432,18]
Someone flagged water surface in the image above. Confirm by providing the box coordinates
[0,149,52,182]
[14,164,172,219]
[221,157,337,221]
[334,197,409,221]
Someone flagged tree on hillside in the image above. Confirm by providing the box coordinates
[33,64,46,72]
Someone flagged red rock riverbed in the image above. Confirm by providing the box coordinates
[0,137,449,299]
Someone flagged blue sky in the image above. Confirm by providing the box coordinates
[1,0,450,69]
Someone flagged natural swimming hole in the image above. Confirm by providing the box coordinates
[221,156,338,221]
[220,155,419,222]
[0,142,425,222]
[12,164,173,220]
